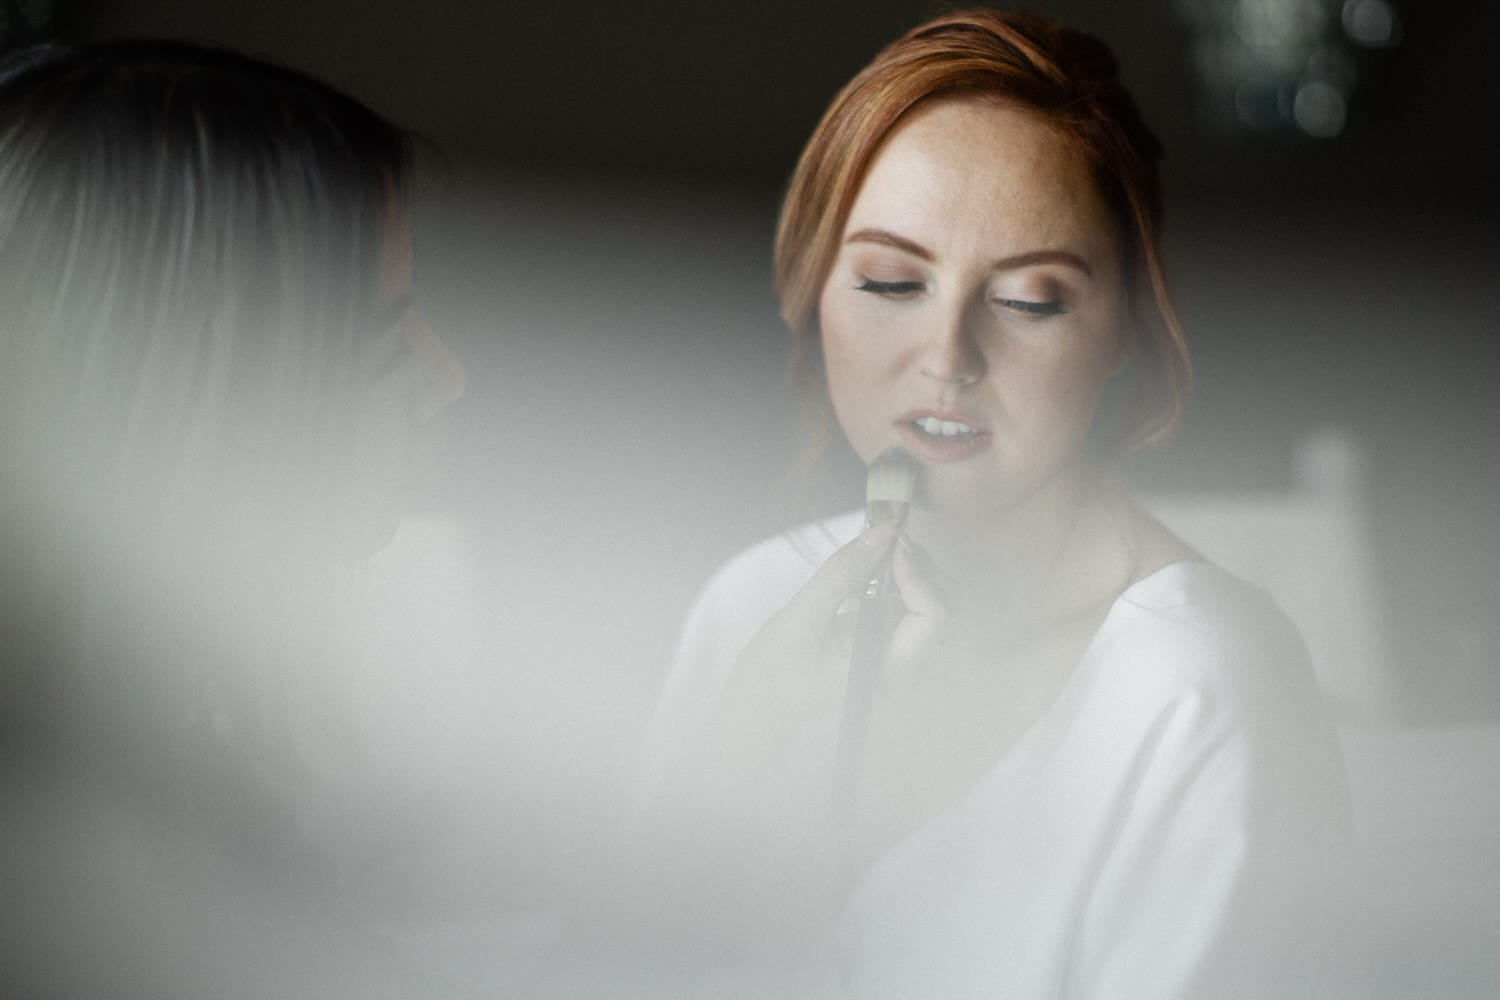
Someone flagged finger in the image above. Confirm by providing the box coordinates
[886,537,953,677]
[828,597,860,658]
[775,521,899,634]
[891,536,950,620]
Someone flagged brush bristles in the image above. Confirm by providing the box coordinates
[865,447,920,506]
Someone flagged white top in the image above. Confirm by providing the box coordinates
[642,511,1349,999]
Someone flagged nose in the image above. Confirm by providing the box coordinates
[408,314,466,424]
[919,299,986,385]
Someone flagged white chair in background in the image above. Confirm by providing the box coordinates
[1141,428,1500,995]
[1141,426,1397,723]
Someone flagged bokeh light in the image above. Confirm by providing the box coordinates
[1177,0,1401,136]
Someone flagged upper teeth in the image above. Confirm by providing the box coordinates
[915,416,976,437]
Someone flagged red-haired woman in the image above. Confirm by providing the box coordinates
[639,10,1349,997]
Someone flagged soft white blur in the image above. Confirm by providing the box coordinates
[404,169,1500,995]
[8,162,1496,996]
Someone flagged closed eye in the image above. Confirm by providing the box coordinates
[856,277,924,297]
[996,298,1066,317]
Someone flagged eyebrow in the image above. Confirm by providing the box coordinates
[844,227,1093,277]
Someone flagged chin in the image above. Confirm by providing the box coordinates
[912,462,1002,510]
[918,461,1073,524]
[917,495,1011,524]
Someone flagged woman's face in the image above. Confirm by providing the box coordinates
[818,98,1125,518]
[348,207,466,554]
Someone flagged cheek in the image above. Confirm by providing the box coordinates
[821,328,872,402]
[818,303,892,458]
[1023,330,1122,442]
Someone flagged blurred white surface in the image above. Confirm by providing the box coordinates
[1143,427,1395,721]
[1338,723,1500,998]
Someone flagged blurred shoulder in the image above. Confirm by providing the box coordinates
[1095,560,1324,716]
[1076,561,1346,830]
[1115,560,1297,642]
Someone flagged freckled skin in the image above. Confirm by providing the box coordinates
[819,98,1125,522]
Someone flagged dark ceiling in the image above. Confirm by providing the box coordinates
[63,1,1499,207]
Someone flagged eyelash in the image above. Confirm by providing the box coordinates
[995,298,1067,317]
[856,277,1067,317]
[856,277,923,297]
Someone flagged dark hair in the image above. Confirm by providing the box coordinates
[0,40,412,518]
[774,9,1190,462]
[0,41,413,792]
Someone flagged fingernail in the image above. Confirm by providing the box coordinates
[859,520,899,549]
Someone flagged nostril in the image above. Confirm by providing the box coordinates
[921,354,984,384]
[919,324,986,385]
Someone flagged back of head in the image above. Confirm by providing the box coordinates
[0,41,409,774]
[0,41,409,531]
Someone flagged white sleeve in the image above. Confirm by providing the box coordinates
[1070,629,1349,999]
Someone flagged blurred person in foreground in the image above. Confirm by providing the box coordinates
[0,41,467,998]
[627,9,1352,998]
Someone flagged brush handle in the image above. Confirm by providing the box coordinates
[830,560,897,826]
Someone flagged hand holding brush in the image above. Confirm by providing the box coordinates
[829,447,920,825]
[700,448,942,848]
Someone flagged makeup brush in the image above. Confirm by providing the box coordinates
[830,447,920,824]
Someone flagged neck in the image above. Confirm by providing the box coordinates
[904,464,1139,644]
[906,463,1092,590]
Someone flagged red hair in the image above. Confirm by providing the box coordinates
[774,9,1191,457]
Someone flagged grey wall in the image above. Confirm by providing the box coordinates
[66,1,1498,196]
